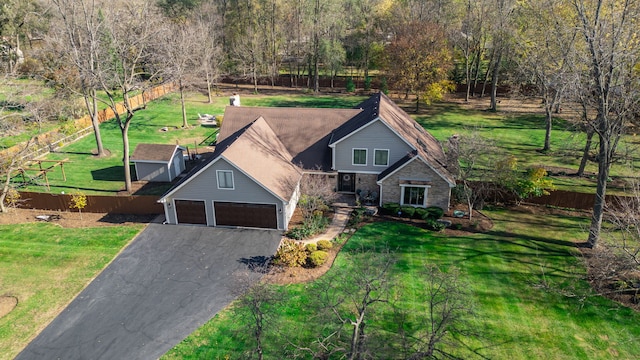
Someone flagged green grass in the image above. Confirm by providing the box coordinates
[0,222,143,359]
[164,211,640,359]
[417,102,639,193]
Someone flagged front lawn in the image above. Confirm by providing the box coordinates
[0,222,143,360]
[165,209,640,359]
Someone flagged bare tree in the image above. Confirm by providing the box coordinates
[604,180,640,266]
[308,246,396,360]
[487,0,516,112]
[572,0,640,248]
[48,0,107,157]
[515,0,578,152]
[158,20,200,128]
[91,0,165,192]
[445,131,497,219]
[399,265,477,360]
[231,266,282,360]
[193,2,223,103]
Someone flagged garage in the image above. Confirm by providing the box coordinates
[214,202,278,229]
[175,200,207,225]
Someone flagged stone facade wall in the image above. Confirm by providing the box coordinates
[355,173,378,194]
[379,159,452,210]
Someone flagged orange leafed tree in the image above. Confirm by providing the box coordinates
[384,21,454,111]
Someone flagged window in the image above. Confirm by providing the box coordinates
[401,186,427,206]
[217,170,234,189]
[374,149,389,166]
[352,148,367,165]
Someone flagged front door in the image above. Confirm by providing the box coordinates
[338,172,356,193]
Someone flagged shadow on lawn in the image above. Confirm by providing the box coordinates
[91,165,132,182]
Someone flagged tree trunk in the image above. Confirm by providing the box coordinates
[577,129,594,176]
[542,103,552,152]
[481,48,494,98]
[87,88,106,156]
[489,49,502,111]
[206,72,213,103]
[471,48,483,97]
[465,52,471,102]
[180,80,188,128]
[588,132,609,248]
[121,122,132,193]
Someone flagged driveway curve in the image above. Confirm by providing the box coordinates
[16,224,281,360]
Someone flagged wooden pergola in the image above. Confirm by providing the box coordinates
[14,158,69,191]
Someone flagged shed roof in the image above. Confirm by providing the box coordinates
[130,144,183,163]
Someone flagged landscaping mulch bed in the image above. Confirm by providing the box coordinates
[0,208,157,228]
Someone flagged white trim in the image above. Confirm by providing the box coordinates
[223,156,301,203]
[373,148,390,166]
[335,170,381,175]
[130,159,171,164]
[352,148,368,166]
[416,155,456,188]
[331,146,336,170]
[330,117,380,146]
[399,184,430,207]
[377,118,416,150]
[159,154,223,201]
[377,155,419,183]
[216,169,235,190]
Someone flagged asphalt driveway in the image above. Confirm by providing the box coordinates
[16,223,282,360]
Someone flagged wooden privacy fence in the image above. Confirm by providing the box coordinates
[526,189,633,212]
[0,83,178,163]
[17,191,163,215]
[526,190,596,210]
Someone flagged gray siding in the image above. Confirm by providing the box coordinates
[333,119,414,173]
[168,150,185,179]
[164,158,288,229]
[135,162,170,182]
[379,159,451,210]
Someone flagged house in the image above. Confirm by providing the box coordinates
[130,144,186,182]
[158,92,455,230]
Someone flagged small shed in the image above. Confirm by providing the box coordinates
[130,144,186,182]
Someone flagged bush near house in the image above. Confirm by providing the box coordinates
[273,239,307,267]
[307,250,329,267]
[316,239,332,251]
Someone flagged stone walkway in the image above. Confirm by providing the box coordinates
[302,206,353,244]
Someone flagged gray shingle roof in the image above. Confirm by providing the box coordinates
[218,106,361,171]
[130,144,181,163]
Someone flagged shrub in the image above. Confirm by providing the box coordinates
[346,77,355,92]
[425,218,446,232]
[348,207,367,227]
[316,239,333,251]
[453,223,463,230]
[364,76,372,91]
[400,206,415,218]
[414,207,428,219]
[424,206,444,220]
[286,214,329,240]
[382,202,400,215]
[273,239,307,267]
[308,250,329,267]
[305,243,317,253]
